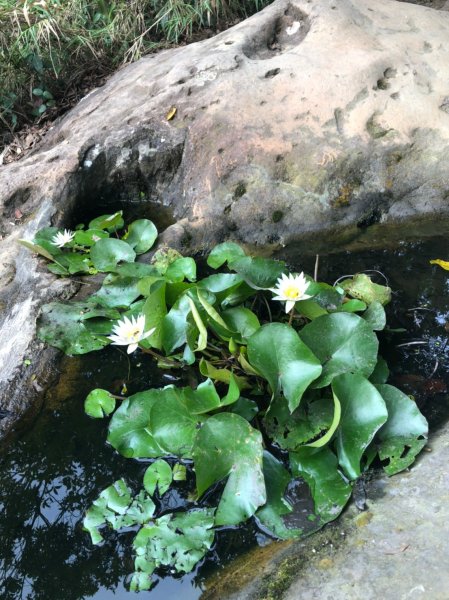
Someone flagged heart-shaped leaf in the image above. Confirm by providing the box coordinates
[89,211,124,232]
[92,274,142,308]
[84,389,116,418]
[194,413,266,526]
[143,460,173,495]
[166,257,197,282]
[207,242,246,268]
[256,452,301,539]
[124,219,158,254]
[299,313,378,388]
[38,301,119,355]
[229,256,286,290]
[332,373,388,479]
[375,384,428,475]
[90,238,136,271]
[264,396,333,451]
[248,323,322,411]
[362,301,386,330]
[107,391,164,458]
[131,508,215,591]
[290,447,352,523]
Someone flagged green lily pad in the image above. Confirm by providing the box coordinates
[194,413,266,526]
[332,373,388,480]
[264,395,333,451]
[340,273,391,306]
[165,257,197,282]
[131,508,215,591]
[92,274,142,308]
[124,219,158,254]
[207,242,246,268]
[229,256,286,290]
[375,384,428,475]
[84,389,116,418]
[143,460,173,496]
[73,229,109,246]
[83,479,155,545]
[89,211,124,232]
[248,323,322,411]
[107,391,164,458]
[90,238,136,271]
[362,301,387,330]
[256,452,301,539]
[290,447,352,523]
[299,313,379,388]
[37,301,119,355]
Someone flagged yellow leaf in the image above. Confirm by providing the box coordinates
[166,106,177,121]
[430,259,449,271]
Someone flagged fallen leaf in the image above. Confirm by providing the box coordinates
[430,259,449,270]
[166,106,177,121]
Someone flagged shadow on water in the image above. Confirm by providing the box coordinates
[1,237,449,599]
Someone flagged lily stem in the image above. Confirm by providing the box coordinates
[139,346,179,365]
[288,306,295,326]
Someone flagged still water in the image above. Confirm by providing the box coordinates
[1,238,449,599]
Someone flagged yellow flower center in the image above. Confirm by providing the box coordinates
[126,328,141,341]
[284,286,300,299]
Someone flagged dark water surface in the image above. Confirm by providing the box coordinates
[1,237,449,599]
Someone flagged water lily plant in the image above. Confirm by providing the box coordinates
[270,271,313,312]
[21,215,429,592]
[108,314,155,354]
[52,228,75,248]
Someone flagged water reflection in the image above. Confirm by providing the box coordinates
[1,238,449,598]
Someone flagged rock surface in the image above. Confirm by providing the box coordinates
[2,0,449,430]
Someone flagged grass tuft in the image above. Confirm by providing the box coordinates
[0,0,271,146]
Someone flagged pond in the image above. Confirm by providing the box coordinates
[1,236,449,599]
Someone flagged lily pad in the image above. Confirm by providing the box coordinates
[229,256,286,290]
[290,447,352,523]
[83,479,155,545]
[248,323,322,411]
[194,413,266,526]
[375,384,428,475]
[107,391,164,459]
[256,452,301,539]
[131,508,215,591]
[264,396,333,451]
[332,373,388,480]
[124,219,158,254]
[207,242,246,268]
[90,238,136,272]
[84,389,116,418]
[38,301,119,355]
[143,460,173,496]
[89,211,124,232]
[299,313,378,388]
[339,273,391,306]
[362,301,386,331]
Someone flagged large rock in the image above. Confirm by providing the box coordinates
[2,0,449,432]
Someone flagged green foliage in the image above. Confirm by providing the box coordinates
[0,0,271,137]
[131,508,215,591]
[23,219,428,589]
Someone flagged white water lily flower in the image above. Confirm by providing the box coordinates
[52,229,75,248]
[108,315,155,354]
[270,272,313,313]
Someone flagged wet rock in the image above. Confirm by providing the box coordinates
[2,0,449,431]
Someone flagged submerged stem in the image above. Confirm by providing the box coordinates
[139,346,179,365]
